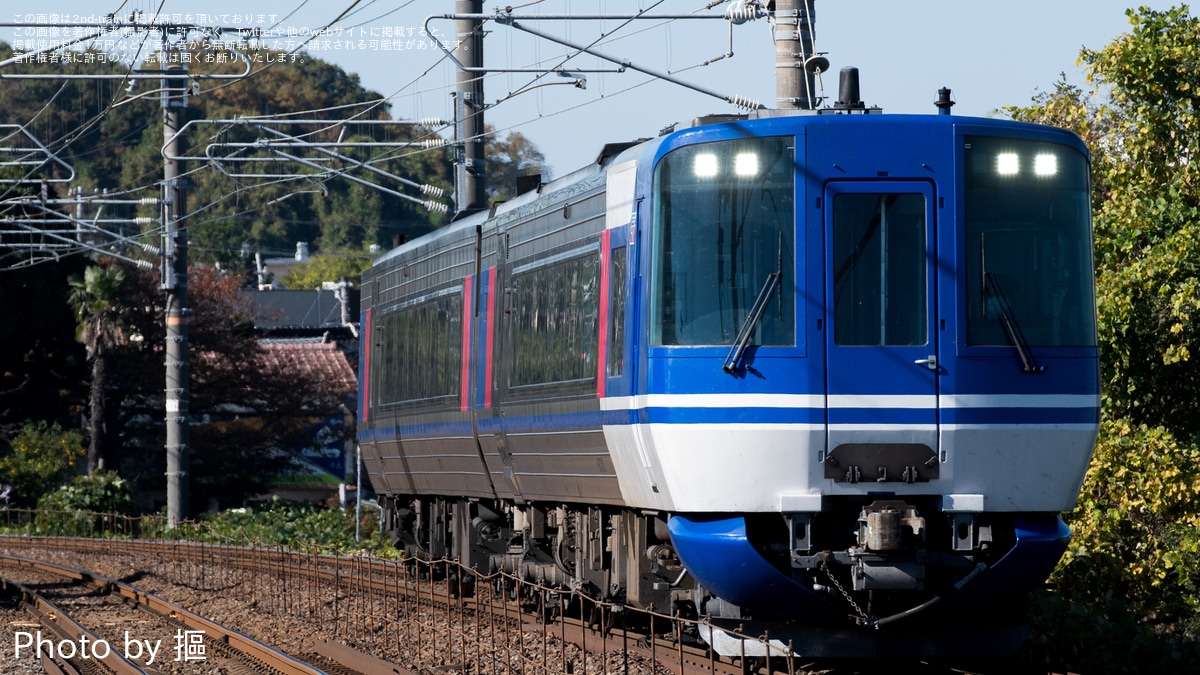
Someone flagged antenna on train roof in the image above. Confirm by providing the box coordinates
[935,87,956,115]
[834,67,865,111]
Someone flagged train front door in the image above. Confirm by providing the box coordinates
[823,182,941,485]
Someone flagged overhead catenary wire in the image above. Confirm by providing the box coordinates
[1,0,372,265]
[313,2,744,174]
[0,0,166,208]
[3,1,773,271]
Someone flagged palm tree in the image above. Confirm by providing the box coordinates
[67,265,128,474]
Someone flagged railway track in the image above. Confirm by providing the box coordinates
[0,555,340,674]
[0,536,1017,675]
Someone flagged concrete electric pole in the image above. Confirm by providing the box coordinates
[774,0,822,110]
[454,0,487,218]
[161,41,190,528]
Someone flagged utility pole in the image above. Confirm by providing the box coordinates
[161,36,190,528]
[454,0,486,217]
[774,0,820,109]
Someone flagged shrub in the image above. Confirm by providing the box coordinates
[0,421,85,507]
[1053,420,1200,638]
[34,471,136,536]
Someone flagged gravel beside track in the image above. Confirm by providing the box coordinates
[0,554,324,674]
[0,538,1018,675]
[0,539,719,674]
[0,600,41,675]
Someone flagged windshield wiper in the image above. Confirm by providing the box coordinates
[984,272,1042,373]
[723,247,782,375]
[723,271,781,373]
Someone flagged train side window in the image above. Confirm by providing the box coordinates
[510,253,600,388]
[832,193,927,347]
[376,292,463,405]
[607,247,627,377]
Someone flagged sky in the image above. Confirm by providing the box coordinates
[5,1,1183,179]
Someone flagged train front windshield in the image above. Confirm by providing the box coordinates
[651,137,796,347]
[963,136,1097,348]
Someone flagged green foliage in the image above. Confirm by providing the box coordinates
[1081,6,1200,197]
[68,265,129,346]
[0,421,85,507]
[279,253,374,289]
[275,472,342,486]
[82,264,345,513]
[36,470,134,515]
[177,499,392,555]
[1054,421,1200,635]
[1021,591,1200,673]
[486,127,550,203]
[1084,8,1200,434]
[34,471,136,537]
[0,41,455,269]
[1097,215,1200,431]
[68,264,131,472]
[1003,5,1200,645]
[1004,7,1200,434]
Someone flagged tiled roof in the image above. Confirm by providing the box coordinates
[259,340,357,393]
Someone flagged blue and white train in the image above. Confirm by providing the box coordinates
[357,94,1098,655]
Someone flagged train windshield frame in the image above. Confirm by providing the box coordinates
[962,135,1097,348]
[650,136,796,347]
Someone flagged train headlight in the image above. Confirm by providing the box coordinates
[1034,153,1058,176]
[694,153,719,177]
[996,152,1019,176]
[734,152,759,177]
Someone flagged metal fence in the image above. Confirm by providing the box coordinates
[0,509,794,675]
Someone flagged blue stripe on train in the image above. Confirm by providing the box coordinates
[359,405,1096,441]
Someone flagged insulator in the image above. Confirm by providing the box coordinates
[423,138,448,149]
[728,94,762,111]
[142,245,161,255]
[424,200,449,214]
[421,184,446,197]
[725,0,762,24]
[140,197,160,206]
[420,117,449,127]
[134,217,155,225]
[136,260,155,270]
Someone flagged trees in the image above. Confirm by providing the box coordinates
[0,253,87,451]
[486,127,550,203]
[0,38,549,510]
[1004,6,1200,640]
[0,40,553,273]
[0,42,455,271]
[1007,7,1200,432]
[0,422,85,507]
[171,47,454,264]
[0,169,88,448]
[106,265,346,512]
[67,264,129,473]
[280,253,374,289]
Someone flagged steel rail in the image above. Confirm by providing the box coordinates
[0,575,146,674]
[0,553,331,675]
[3,537,772,675]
